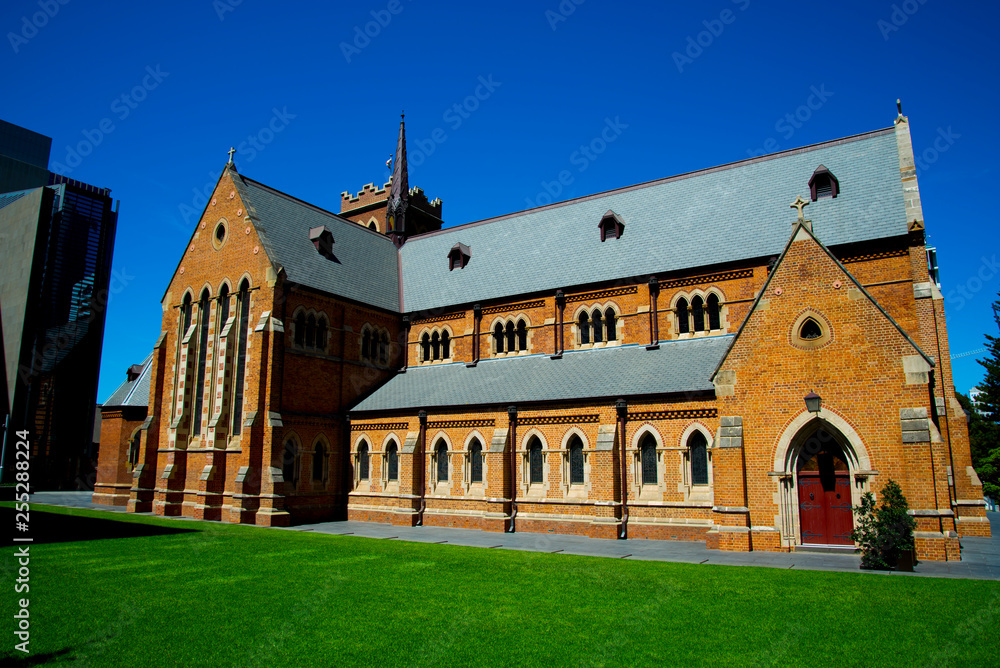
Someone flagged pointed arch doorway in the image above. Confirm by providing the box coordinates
[795,427,854,546]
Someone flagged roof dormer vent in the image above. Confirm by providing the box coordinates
[309,226,338,262]
[808,165,839,201]
[126,364,144,382]
[599,210,625,242]
[448,243,471,271]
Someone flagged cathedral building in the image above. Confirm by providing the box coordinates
[94,110,991,560]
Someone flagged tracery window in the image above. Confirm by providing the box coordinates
[577,306,619,345]
[493,317,530,355]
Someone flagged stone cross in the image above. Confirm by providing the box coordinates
[790,196,810,221]
[228,147,236,164]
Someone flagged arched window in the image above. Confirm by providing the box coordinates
[435,440,449,483]
[568,436,584,485]
[315,317,327,352]
[312,443,327,482]
[283,439,299,489]
[127,430,141,470]
[469,438,483,484]
[604,307,617,341]
[800,318,823,340]
[231,280,250,435]
[579,312,590,345]
[441,330,450,359]
[182,292,193,333]
[192,289,211,436]
[516,319,527,352]
[689,431,709,486]
[357,440,370,481]
[421,332,430,362]
[505,321,515,352]
[640,434,657,485]
[493,323,504,354]
[368,221,377,231]
[592,309,603,343]
[707,294,721,331]
[691,296,705,333]
[431,331,441,360]
[295,312,306,347]
[528,437,543,484]
[379,332,389,364]
[218,284,230,327]
[305,314,316,348]
[363,328,372,361]
[676,298,689,335]
[386,440,399,482]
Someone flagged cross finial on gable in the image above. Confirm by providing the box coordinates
[227,147,236,164]
[790,196,810,221]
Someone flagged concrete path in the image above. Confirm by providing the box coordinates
[29,492,1000,580]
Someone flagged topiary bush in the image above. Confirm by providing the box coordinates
[851,479,918,570]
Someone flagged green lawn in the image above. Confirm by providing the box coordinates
[2,505,998,667]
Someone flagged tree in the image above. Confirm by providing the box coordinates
[965,291,1000,501]
[852,479,917,570]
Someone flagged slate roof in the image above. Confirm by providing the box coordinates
[103,351,154,408]
[231,169,400,312]
[399,128,906,313]
[351,335,733,413]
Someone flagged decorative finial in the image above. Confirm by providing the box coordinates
[897,99,902,117]
[401,110,405,121]
[790,196,810,221]
[227,147,236,164]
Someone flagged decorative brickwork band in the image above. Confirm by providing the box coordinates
[412,311,465,325]
[658,268,752,290]
[840,248,908,263]
[628,408,717,421]
[427,419,496,429]
[482,300,545,315]
[518,414,600,426]
[351,422,409,432]
[565,286,637,304]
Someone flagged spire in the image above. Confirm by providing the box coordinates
[387,112,408,240]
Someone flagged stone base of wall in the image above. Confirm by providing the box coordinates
[748,529,788,552]
[515,515,619,540]
[628,522,710,542]
[706,527,750,551]
[91,488,129,506]
[956,514,992,538]
[914,531,961,561]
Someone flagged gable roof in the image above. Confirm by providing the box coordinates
[103,351,154,408]
[351,335,732,413]
[229,167,401,312]
[399,128,906,313]
[709,220,935,382]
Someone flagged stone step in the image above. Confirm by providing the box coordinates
[794,545,858,555]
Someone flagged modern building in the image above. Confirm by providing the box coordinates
[94,110,990,560]
[1,121,119,490]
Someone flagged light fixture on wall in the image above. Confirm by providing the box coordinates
[804,392,822,414]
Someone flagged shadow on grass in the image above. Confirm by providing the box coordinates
[1,647,74,666]
[2,506,198,545]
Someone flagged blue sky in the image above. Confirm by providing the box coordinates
[2,0,998,402]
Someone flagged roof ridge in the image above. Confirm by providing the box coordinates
[406,127,896,240]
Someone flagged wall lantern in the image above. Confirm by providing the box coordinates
[804,392,822,414]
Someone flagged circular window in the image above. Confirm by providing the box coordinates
[212,220,228,249]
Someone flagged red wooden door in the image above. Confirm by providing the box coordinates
[797,442,853,546]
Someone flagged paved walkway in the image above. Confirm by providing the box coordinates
[29,492,1000,580]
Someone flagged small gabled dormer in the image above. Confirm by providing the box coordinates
[448,242,471,270]
[808,165,840,201]
[126,364,143,382]
[309,226,338,262]
[599,210,625,242]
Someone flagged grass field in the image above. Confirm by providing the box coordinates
[2,505,998,667]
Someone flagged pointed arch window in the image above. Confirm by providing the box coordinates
[640,434,657,485]
[218,284,230,327]
[386,440,399,482]
[305,315,316,349]
[469,438,483,484]
[295,312,306,347]
[604,307,617,341]
[231,280,250,436]
[363,328,373,361]
[516,319,527,351]
[691,296,705,333]
[441,330,450,359]
[528,437,543,485]
[421,332,431,362]
[435,440,449,483]
[592,309,603,343]
[493,323,504,353]
[181,292,193,333]
[313,442,327,482]
[800,318,823,340]
[127,430,141,470]
[192,289,211,436]
[676,298,689,335]
[431,331,441,360]
[689,431,709,486]
[283,439,299,490]
[315,317,327,352]
[707,294,721,331]
[568,436,585,485]
[357,440,370,481]
[379,332,389,364]
[579,312,590,344]
[505,322,516,352]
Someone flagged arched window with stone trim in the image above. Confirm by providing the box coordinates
[528,437,543,485]
[676,298,689,335]
[192,288,211,436]
[469,437,483,484]
[379,332,389,364]
[357,440,370,481]
[707,293,721,331]
[283,438,300,490]
[295,312,306,348]
[435,440,449,483]
[386,439,399,482]
[640,433,657,485]
[421,332,431,362]
[315,316,327,352]
[591,309,603,343]
[493,323,504,354]
[691,296,705,333]
[305,315,316,348]
[218,284,230,328]
[441,330,450,359]
[516,319,527,351]
[181,292,193,333]
[431,331,441,360]
[231,279,251,435]
[579,311,590,344]
[689,431,709,486]
[362,327,372,361]
[568,435,585,485]
[604,307,617,341]
[505,321,515,352]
